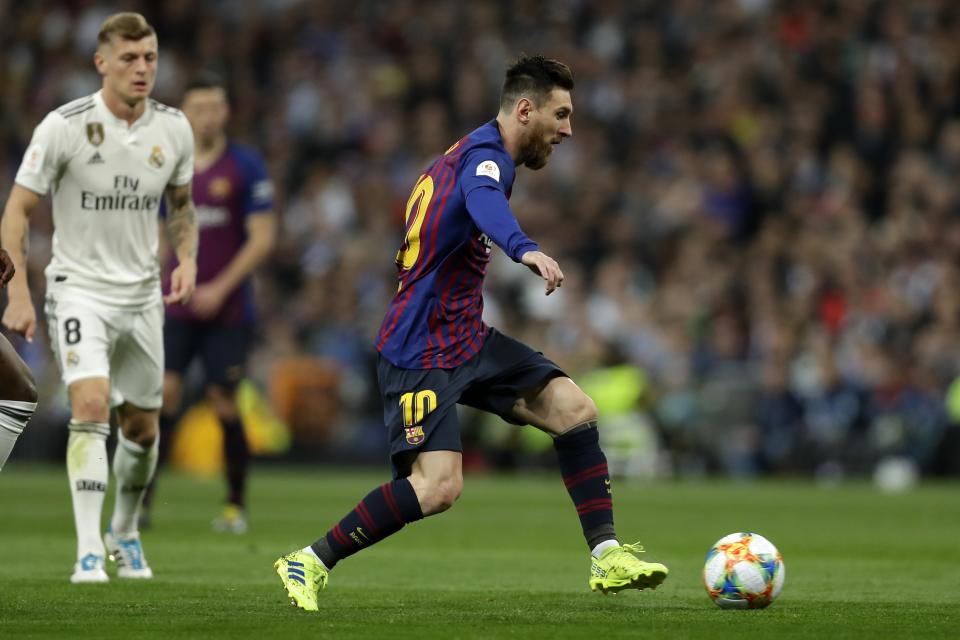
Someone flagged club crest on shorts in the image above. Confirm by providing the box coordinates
[66,350,79,367]
[86,123,104,146]
[148,145,165,168]
[404,426,425,445]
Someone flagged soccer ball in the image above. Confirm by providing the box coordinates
[703,532,785,609]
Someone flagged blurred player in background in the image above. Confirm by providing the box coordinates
[275,55,668,610]
[0,249,38,472]
[0,12,198,583]
[142,72,276,533]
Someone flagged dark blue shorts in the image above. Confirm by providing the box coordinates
[164,318,253,389]
[377,328,565,478]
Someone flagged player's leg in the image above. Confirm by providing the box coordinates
[46,295,115,583]
[206,384,249,532]
[275,359,466,611]
[511,375,668,594]
[275,450,458,612]
[65,377,112,583]
[309,448,460,568]
[104,304,164,579]
[141,317,199,525]
[106,403,158,578]
[138,370,182,526]
[0,333,38,471]
[202,324,254,533]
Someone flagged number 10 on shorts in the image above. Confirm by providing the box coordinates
[399,390,436,445]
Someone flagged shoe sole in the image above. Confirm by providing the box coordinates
[70,571,109,584]
[589,567,669,595]
[117,569,154,579]
[274,559,319,612]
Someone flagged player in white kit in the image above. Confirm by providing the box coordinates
[0,13,198,583]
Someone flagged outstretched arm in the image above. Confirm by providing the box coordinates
[464,185,564,295]
[0,185,41,340]
[162,182,198,305]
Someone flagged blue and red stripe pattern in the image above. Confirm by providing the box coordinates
[554,424,615,544]
[320,478,424,568]
[376,120,527,369]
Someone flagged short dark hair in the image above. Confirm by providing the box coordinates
[184,70,228,95]
[97,12,155,46]
[500,55,574,110]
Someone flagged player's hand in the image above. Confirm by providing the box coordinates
[521,250,564,295]
[0,249,15,286]
[164,258,197,305]
[2,293,37,342]
[189,282,227,319]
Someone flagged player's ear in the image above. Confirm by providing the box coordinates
[517,97,532,125]
[93,48,107,75]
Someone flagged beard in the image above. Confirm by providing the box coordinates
[519,122,554,170]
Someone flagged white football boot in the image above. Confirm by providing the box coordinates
[104,528,154,579]
[70,553,109,584]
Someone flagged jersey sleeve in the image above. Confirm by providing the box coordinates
[464,186,539,263]
[169,118,194,187]
[459,147,515,198]
[14,112,70,196]
[238,148,274,216]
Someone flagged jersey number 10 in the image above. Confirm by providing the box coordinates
[396,174,435,271]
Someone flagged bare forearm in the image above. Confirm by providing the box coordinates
[165,187,198,262]
[210,239,273,297]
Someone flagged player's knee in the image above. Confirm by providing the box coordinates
[418,473,463,515]
[431,476,463,513]
[72,393,110,422]
[561,390,598,430]
[122,419,158,448]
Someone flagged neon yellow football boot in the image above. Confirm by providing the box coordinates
[589,542,669,595]
[274,550,328,611]
[212,504,249,534]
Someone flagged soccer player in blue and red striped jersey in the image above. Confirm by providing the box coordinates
[275,55,668,610]
[144,72,276,533]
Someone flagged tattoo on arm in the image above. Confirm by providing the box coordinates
[164,183,198,260]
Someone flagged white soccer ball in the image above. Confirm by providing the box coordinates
[703,532,785,609]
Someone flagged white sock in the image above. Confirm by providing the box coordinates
[0,400,37,471]
[110,431,158,536]
[591,539,620,558]
[67,421,110,560]
[301,545,329,570]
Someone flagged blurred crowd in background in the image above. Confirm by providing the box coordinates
[2,0,960,480]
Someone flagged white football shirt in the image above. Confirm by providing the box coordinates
[15,90,194,308]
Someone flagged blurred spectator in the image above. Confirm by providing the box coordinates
[2,0,959,477]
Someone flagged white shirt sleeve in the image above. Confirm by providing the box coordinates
[14,112,69,196]
[169,117,194,187]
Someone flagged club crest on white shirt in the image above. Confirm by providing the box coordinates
[476,160,500,182]
[86,123,104,146]
[148,146,165,168]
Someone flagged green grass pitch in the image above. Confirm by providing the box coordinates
[1,466,958,639]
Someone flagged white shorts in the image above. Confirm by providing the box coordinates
[45,287,164,409]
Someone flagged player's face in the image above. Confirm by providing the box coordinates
[182,87,229,146]
[96,35,158,105]
[520,88,573,170]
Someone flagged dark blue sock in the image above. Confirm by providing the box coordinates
[554,422,616,549]
[221,417,249,508]
[311,478,423,568]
